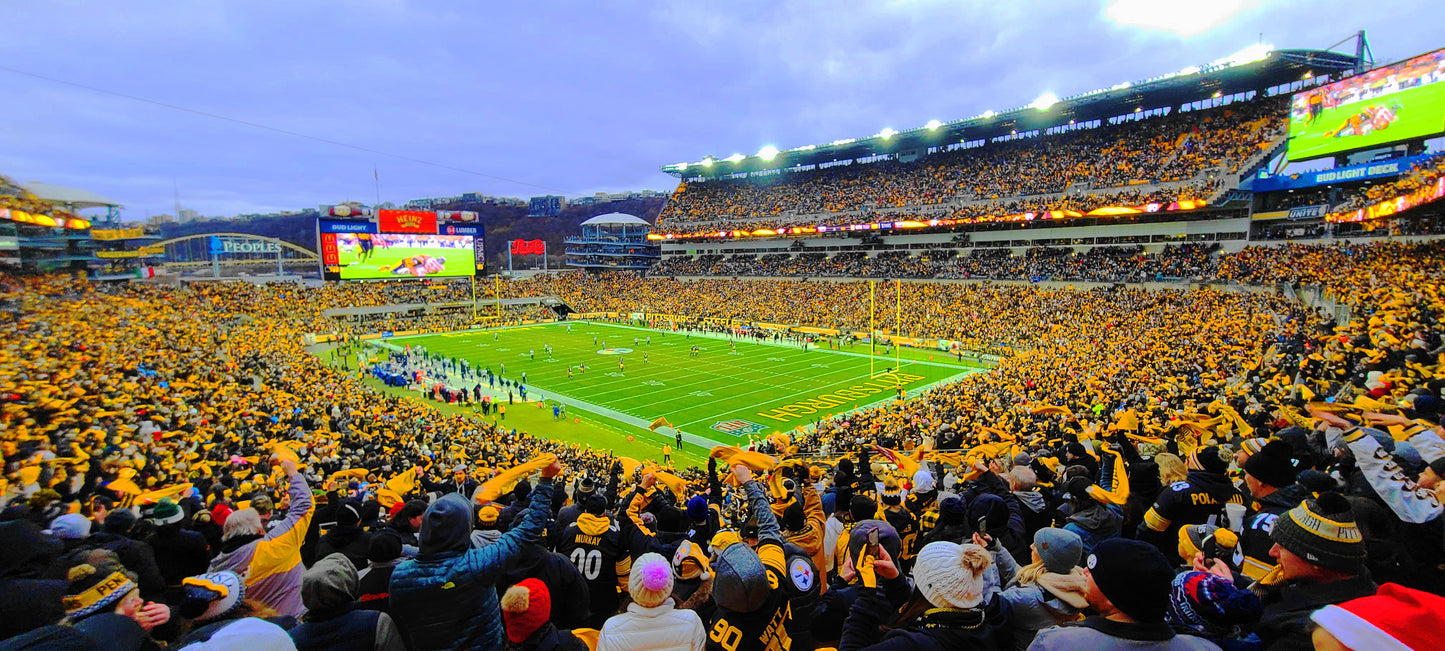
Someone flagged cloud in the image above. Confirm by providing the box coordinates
[0,0,1438,218]
[1103,0,1255,38]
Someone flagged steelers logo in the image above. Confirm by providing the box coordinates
[1086,554,1098,569]
[788,557,815,592]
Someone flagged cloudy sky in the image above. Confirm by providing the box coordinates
[0,1,1438,218]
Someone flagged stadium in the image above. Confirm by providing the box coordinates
[4,14,1445,651]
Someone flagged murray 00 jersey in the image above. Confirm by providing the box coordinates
[556,512,631,627]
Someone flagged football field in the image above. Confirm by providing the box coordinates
[386,321,985,448]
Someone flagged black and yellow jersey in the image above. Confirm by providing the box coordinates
[556,512,630,626]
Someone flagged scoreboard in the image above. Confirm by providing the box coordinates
[318,210,485,281]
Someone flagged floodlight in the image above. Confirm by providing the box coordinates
[877,128,897,140]
[701,157,715,168]
[757,145,779,161]
[724,153,745,163]
[1216,43,1272,67]
[1212,91,1222,98]
[1029,93,1059,111]
[924,119,943,131]
[676,162,688,171]
[980,110,996,119]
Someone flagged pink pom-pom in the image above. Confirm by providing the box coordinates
[639,561,671,590]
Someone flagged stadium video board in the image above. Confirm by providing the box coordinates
[1288,48,1445,162]
[318,215,485,281]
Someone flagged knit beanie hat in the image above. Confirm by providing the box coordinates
[938,496,966,525]
[63,562,137,621]
[47,513,92,540]
[1167,571,1263,638]
[1178,523,1239,561]
[1310,583,1445,651]
[367,531,404,564]
[179,571,245,623]
[848,495,876,522]
[629,552,675,608]
[501,578,551,643]
[1187,446,1229,474]
[685,495,709,522]
[1269,492,1365,574]
[476,505,500,528]
[1086,538,1174,623]
[336,499,363,527]
[1032,528,1082,574]
[911,470,935,494]
[913,541,993,609]
[1239,438,1269,457]
[149,499,184,526]
[1242,440,1298,488]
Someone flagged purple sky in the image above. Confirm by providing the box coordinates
[0,1,1438,218]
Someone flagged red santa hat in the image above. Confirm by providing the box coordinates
[1309,583,1445,651]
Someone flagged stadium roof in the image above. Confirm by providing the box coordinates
[662,46,1361,179]
[581,212,649,226]
[21,182,121,209]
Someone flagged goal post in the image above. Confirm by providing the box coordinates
[868,279,907,380]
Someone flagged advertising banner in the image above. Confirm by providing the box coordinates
[208,237,282,255]
[1251,154,1431,192]
[377,209,438,234]
[1287,204,1329,220]
[91,227,146,241]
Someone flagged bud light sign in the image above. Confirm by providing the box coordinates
[209,236,282,255]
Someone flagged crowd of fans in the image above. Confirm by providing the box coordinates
[5,236,1445,649]
[651,243,1222,282]
[1330,154,1445,214]
[658,98,1283,231]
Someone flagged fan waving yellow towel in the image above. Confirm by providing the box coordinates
[475,453,556,505]
[708,446,777,473]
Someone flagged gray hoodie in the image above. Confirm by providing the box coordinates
[293,553,406,651]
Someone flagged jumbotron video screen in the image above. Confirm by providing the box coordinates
[1287,48,1445,161]
[318,212,485,280]
[331,233,476,279]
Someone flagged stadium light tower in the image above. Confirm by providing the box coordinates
[757,145,779,161]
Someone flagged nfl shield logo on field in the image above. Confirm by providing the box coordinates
[711,419,766,436]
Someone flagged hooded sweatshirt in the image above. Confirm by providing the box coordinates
[288,552,405,651]
[556,512,630,629]
[388,479,556,651]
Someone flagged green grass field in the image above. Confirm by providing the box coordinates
[1288,82,1445,161]
[338,245,475,279]
[383,322,984,450]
